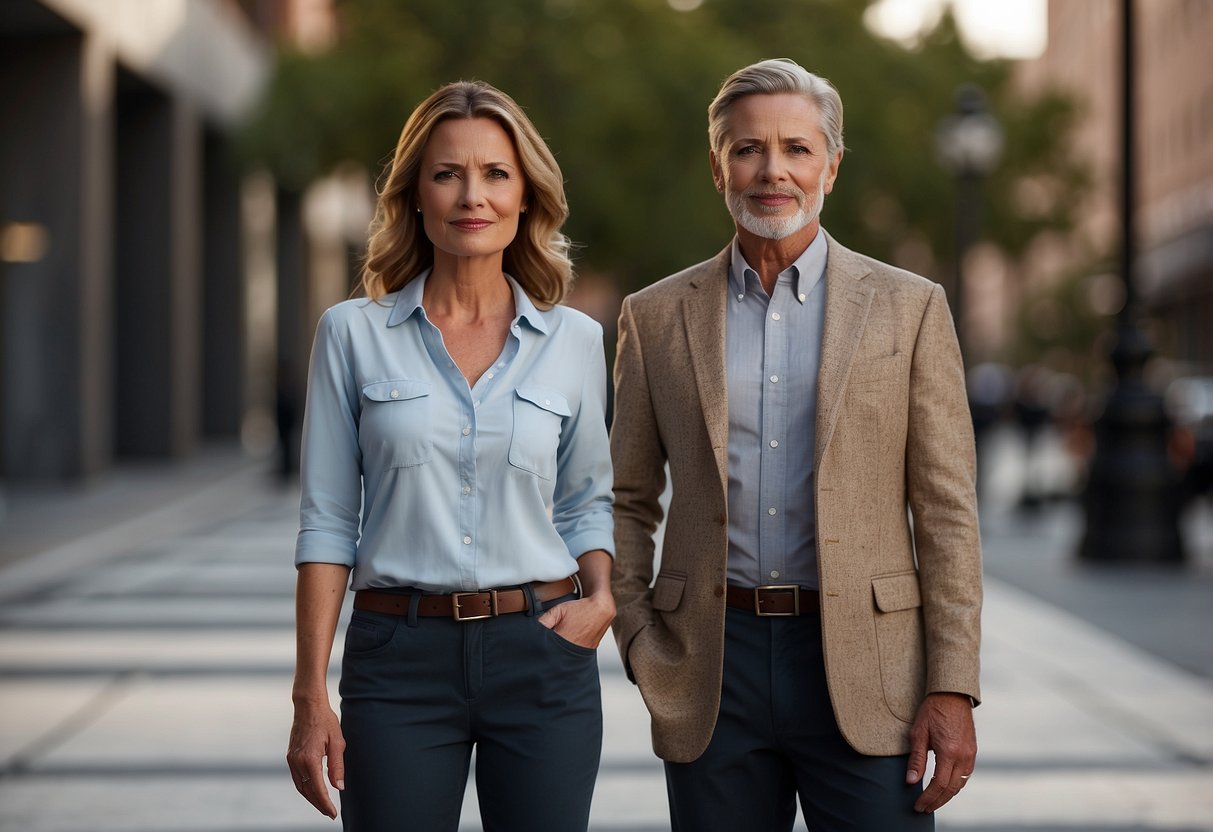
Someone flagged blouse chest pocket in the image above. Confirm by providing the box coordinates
[360,379,434,469]
[509,386,571,481]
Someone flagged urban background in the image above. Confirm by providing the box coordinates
[0,1,1210,831]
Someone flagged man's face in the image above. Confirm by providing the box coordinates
[710,93,841,242]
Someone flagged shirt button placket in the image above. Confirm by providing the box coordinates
[459,408,476,567]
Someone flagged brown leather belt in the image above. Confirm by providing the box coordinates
[354,576,579,622]
[726,584,819,616]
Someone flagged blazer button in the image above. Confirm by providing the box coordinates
[714,585,724,598]
[717,514,727,526]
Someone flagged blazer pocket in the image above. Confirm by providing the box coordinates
[651,571,687,612]
[509,386,571,480]
[360,379,434,469]
[871,570,926,724]
[872,570,922,612]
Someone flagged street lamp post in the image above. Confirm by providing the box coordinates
[935,84,1004,355]
[1079,0,1184,564]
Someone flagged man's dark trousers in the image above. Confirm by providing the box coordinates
[664,604,934,831]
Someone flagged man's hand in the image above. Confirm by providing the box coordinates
[906,692,976,813]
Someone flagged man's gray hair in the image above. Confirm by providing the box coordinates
[708,58,845,158]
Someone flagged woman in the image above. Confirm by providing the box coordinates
[286,81,615,832]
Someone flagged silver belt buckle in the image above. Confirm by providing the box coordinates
[754,584,799,617]
[452,590,497,622]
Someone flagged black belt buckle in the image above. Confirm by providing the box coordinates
[452,590,498,621]
[754,584,799,617]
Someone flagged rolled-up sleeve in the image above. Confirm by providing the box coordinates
[552,324,615,559]
[295,309,363,567]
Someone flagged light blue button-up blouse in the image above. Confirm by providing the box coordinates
[294,270,614,592]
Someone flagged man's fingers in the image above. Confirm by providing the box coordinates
[914,765,973,813]
[905,747,927,784]
[918,757,950,813]
[905,722,929,784]
[915,776,958,813]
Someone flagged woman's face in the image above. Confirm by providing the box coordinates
[417,117,527,266]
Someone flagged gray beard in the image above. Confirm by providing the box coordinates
[726,186,823,240]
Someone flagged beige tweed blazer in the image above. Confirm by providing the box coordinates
[610,232,982,763]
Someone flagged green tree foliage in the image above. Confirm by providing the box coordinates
[1009,260,1119,382]
[241,0,1087,295]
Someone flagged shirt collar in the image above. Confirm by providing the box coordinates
[386,269,429,326]
[728,227,829,304]
[386,268,549,335]
[506,272,550,335]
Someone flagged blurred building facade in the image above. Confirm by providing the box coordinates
[1016,0,1213,374]
[0,0,278,482]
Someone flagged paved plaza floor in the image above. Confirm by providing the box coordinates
[0,438,1210,831]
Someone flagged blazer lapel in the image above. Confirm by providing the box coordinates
[682,246,731,495]
[816,233,875,468]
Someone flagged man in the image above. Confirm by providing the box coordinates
[610,58,982,831]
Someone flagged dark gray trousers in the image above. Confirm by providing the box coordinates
[664,606,934,832]
[339,592,601,832]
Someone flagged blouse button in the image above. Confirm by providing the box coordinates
[390,389,399,399]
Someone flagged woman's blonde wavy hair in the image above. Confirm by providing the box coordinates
[359,81,573,307]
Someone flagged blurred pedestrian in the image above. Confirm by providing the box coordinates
[286,80,615,831]
[274,357,301,481]
[1012,364,1054,509]
[967,361,1013,496]
[611,59,982,831]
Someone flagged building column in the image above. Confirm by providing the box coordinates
[0,27,112,480]
[275,187,308,476]
[112,72,202,459]
[201,129,246,438]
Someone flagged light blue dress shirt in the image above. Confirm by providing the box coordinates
[725,230,828,590]
[295,270,614,592]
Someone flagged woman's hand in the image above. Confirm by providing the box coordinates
[538,589,616,649]
[538,549,615,649]
[287,698,345,819]
[289,564,350,820]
